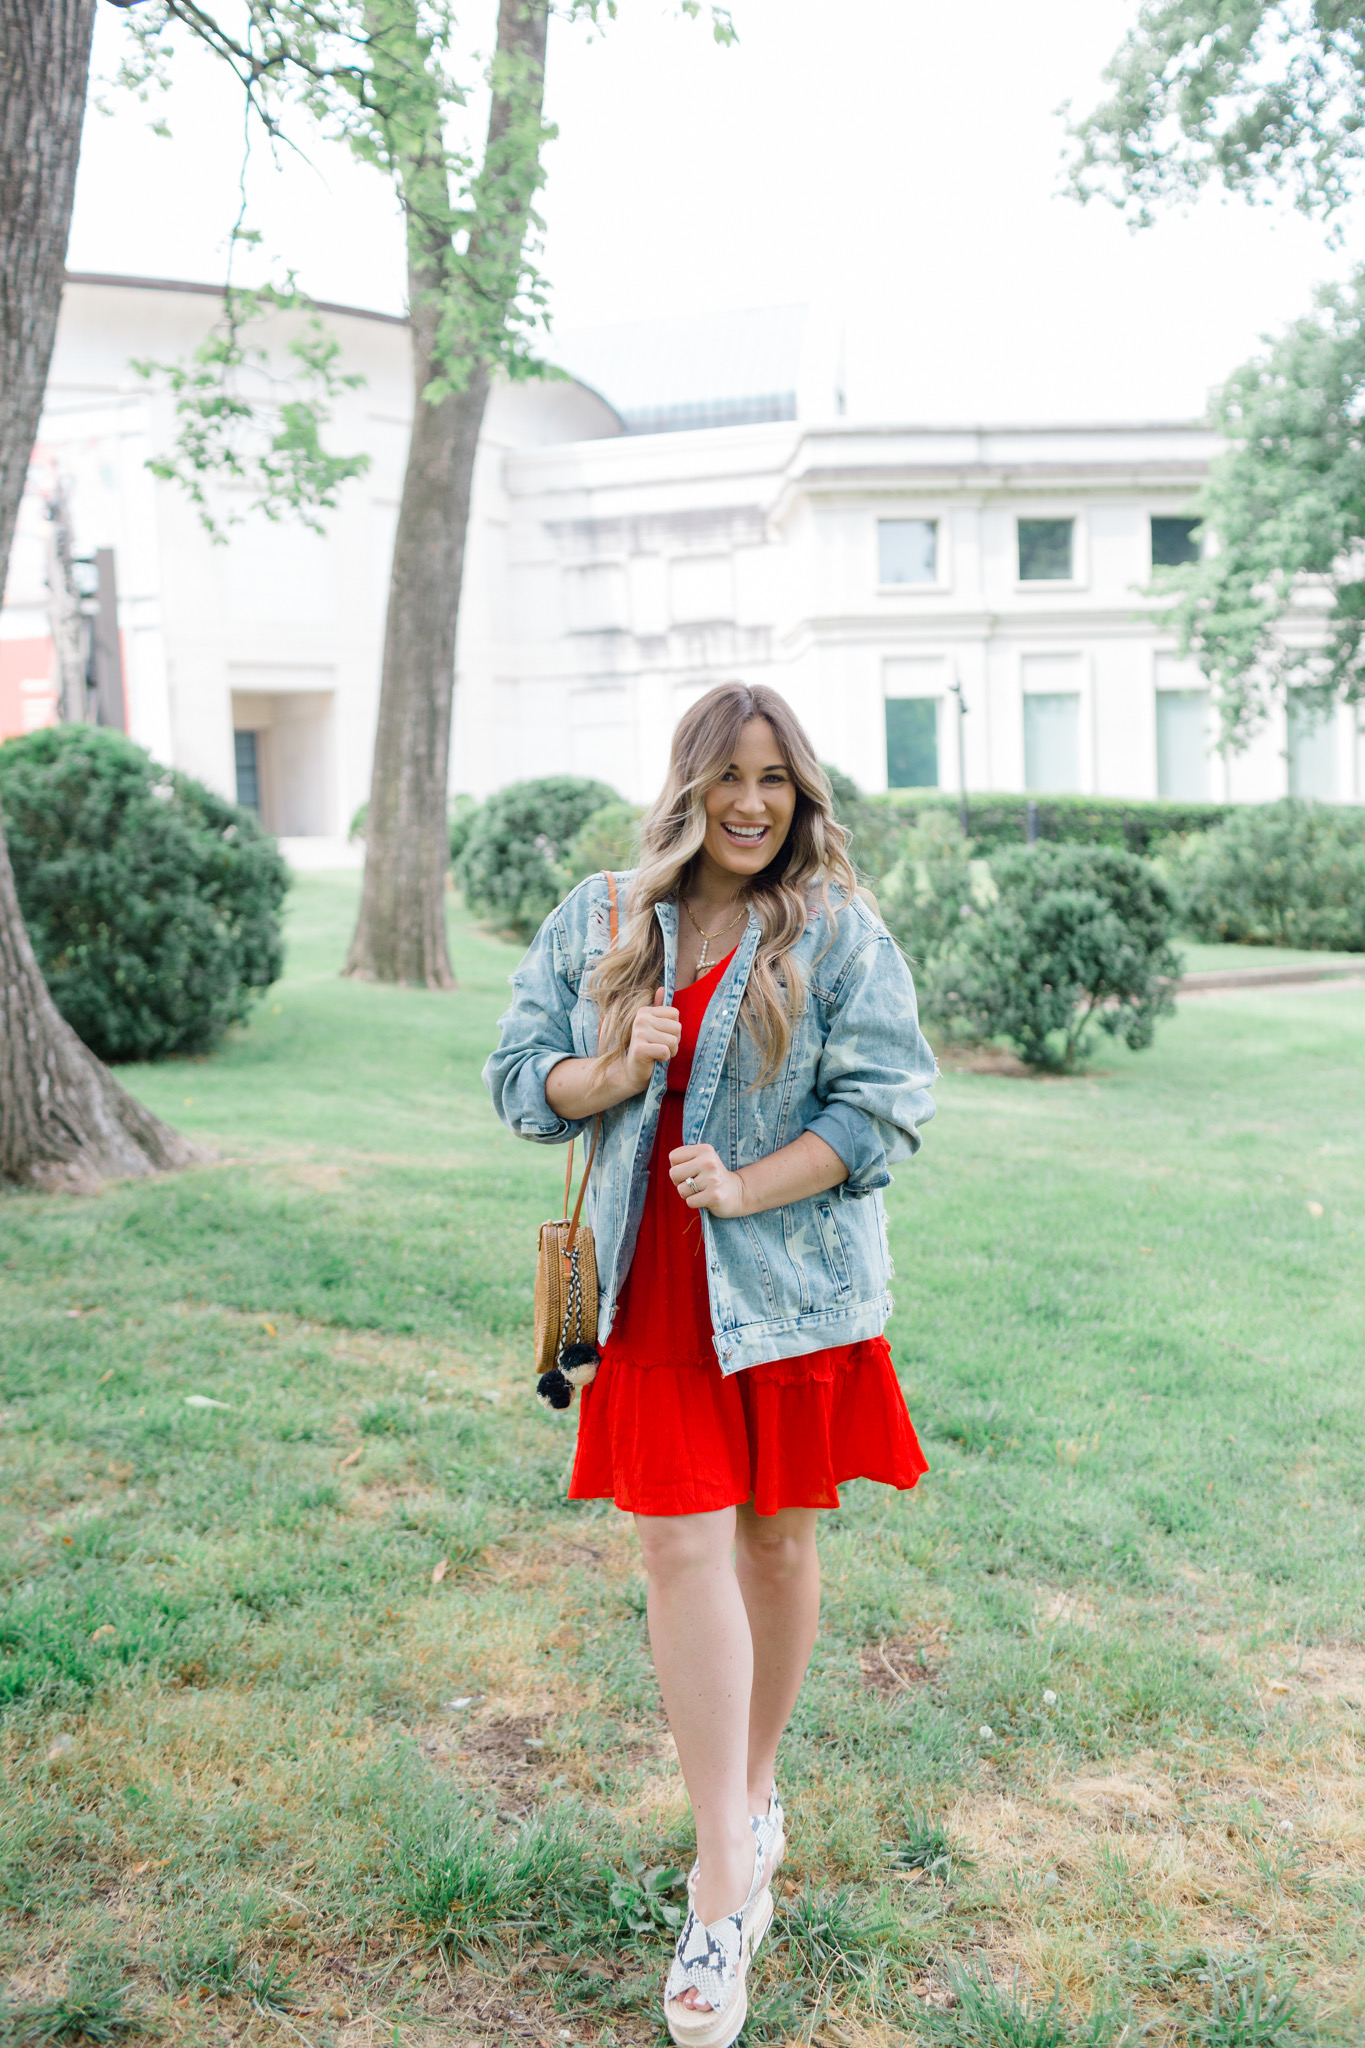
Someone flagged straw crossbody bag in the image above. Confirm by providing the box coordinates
[533,871,618,1410]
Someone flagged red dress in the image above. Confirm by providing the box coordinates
[569,948,928,1518]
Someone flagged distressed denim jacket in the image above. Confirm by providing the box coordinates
[483,871,937,1375]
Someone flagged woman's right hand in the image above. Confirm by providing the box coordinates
[619,988,681,1095]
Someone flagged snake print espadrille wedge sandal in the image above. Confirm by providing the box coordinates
[663,1833,772,2048]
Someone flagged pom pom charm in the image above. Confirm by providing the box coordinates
[536,1367,573,1410]
[558,1341,599,1389]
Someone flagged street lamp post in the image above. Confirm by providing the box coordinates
[949,676,969,836]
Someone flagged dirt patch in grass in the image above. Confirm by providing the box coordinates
[935,1045,1034,1077]
[858,1633,943,1694]
[934,1046,1112,1079]
[418,1713,556,1808]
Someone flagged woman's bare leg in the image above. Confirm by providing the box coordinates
[734,1503,820,1814]
[635,1505,755,2009]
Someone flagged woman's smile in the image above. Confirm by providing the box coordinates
[720,820,770,845]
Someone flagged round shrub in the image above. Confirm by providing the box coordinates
[456,776,619,941]
[0,725,288,1062]
[924,843,1180,1071]
[556,799,645,894]
[1172,798,1365,951]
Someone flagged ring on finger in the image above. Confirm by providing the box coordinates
[684,1175,698,1193]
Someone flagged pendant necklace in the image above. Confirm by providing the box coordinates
[683,894,747,974]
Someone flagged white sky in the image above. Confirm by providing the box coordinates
[68,0,1362,425]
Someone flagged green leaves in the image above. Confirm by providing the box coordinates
[456,775,621,941]
[923,843,1181,1072]
[1067,2,1365,226]
[0,725,288,1062]
[135,281,370,542]
[1169,797,1365,950]
[1153,268,1365,740]
[1068,11,1365,743]
[606,1854,686,1936]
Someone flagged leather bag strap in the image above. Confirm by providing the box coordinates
[563,870,620,1255]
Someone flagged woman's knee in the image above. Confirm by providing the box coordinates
[736,1509,817,1582]
[635,1508,734,1585]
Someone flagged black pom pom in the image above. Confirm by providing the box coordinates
[536,1368,573,1410]
[558,1341,599,1389]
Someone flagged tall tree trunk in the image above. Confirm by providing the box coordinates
[344,0,550,987]
[342,316,490,988]
[0,0,93,571]
[0,0,199,1190]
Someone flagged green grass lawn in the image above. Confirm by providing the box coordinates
[1175,940,1365,975]
[2,873,1363,2048]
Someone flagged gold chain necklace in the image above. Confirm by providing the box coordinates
[682,894,747,974]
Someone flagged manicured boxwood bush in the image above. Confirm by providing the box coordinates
[556,799,644,894]
[0,726,288,1062]
[456,776,620,941]
[923,842,1181,1071]
[1171,798,1365,952]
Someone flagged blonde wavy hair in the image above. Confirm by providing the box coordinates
[590,683,857,1083]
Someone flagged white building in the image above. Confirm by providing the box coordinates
[3,276,1360,862]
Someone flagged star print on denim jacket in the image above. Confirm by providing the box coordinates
[483,872,937,1376]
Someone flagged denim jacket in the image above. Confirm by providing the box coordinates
[483,871,936,1374]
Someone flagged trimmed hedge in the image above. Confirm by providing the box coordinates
[863,790,1235,859]
[1172,798,1365,951]
[0,725,288,1062]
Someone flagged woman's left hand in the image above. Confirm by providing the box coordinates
[668,1143,748,1218]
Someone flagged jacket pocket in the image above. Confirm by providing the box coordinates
[814,1199,852,1297]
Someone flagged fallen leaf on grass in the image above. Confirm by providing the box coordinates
[185,1394,232,1410]
[98,1369,115,1384]
[262,1320,278,1336]
[90,1624,116,1642]
[1307,1201,1324,1219]
[338,1447,363,1470]
[431,1557,450,1585]
[126,1858,168,1878]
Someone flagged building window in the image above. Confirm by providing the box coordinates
[1287,693,1336,797]
[1156,690,1209,799]
[1018,518,1073,581]
[886,698,939,787]
[1151,515,1201,568]
[878,518,938,585]
[1023,693,1080,791]
[234,729,261,813]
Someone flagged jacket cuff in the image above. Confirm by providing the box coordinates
[511,1053,587,1142]
[805,1101,890,1198]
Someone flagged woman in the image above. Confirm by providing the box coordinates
[484,683,935,2046]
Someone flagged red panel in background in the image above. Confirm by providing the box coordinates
[0,639,56,741]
